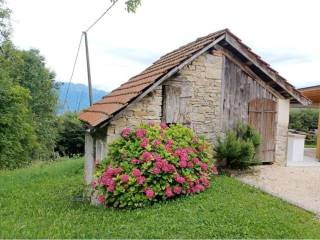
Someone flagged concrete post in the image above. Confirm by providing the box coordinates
[95,137,106,164]
[274,99,290,165]
[317,113,320,160]
[84,132,95,185]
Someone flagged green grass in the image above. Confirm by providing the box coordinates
[1,158,320,238]
[305,144,317,148]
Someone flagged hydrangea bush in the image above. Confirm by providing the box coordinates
[92,123,218,208]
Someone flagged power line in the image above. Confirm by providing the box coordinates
[64,0,119,111]
[85,0,119,32]
[62,33,84,111]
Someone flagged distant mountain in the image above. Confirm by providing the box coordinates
[57,82,107,114]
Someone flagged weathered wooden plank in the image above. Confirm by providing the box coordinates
[248,99,277,162]
[221,57,276,131]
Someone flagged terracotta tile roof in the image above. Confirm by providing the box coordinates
[79,29,310,127]
[79,29,227,127]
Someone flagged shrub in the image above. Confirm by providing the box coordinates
[214,123,260,169]
[92,123,218,208]
[55,112,85,157]
[289,108,319,133]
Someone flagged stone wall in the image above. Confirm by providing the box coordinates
[105,52,223,148]
[163,52,223,143]
[106,86,163,145]
[274,99,290,165]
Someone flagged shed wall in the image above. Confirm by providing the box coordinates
[163,52,223,143]
[106,86,163,146]
[221,57,277,130]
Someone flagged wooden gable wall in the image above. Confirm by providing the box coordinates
[221,56,278,131]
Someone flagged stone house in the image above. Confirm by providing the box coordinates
[79,29,310,184]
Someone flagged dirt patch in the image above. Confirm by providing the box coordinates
[236,165,320,215]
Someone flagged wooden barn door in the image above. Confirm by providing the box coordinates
[248,99,277,163]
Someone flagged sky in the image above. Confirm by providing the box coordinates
[7,0,320,92]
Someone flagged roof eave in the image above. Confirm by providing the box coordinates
[223,31,311,106]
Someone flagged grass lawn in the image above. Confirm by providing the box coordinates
[305,144,317,148]
[0,158,320,238]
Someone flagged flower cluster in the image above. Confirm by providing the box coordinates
[93,123,218,208]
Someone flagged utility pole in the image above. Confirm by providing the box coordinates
[83,31,93,106]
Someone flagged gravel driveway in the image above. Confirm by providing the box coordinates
[236,165,320,215]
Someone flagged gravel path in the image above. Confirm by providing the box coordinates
[236,165,320,215]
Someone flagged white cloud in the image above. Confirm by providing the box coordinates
[7,0,320,91]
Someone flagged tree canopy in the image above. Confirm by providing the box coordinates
[0,1,59,168]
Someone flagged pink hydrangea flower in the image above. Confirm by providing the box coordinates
[179,154,188,162]
[121,127,131,139]
[132,168,142,177]
[107,184,115,192]
[211,165,218,175]
[165,144,172,153]
[188,181,194,188]
[179,160,187,168]
[142,151,153,162]
[187,161,194,168]
[175,176,186,184]
[105,166,114,178]
[136,176,145,185]
[195,184,205,192]
[165,186,174,198]
[160,160,171,173]
[136,128,146,138]
[152,167,161,175]
[98,195,105,203]
[200,163,208,171]
[121,174,129,183]
[168,164,176,173]
[173,186,182,194]
[153,140,161,146]
[155,160,163,169]
[192,157,200,164]
[160,122,168,129]
[131,158,140,164]
[145,187,154,199]
[140,138,149,148]
[91,180,97,188]
[200,176,210,187]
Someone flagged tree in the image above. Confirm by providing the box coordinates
[0,66,38,169]
[289,109,319,132]
[55,112,85,157]
[15,49,59,159]
[0,0,11,43]
[125,0,142,13]
[1,42,59,160]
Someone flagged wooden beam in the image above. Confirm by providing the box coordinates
[224,33,311,106]
[317,112,320,160]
